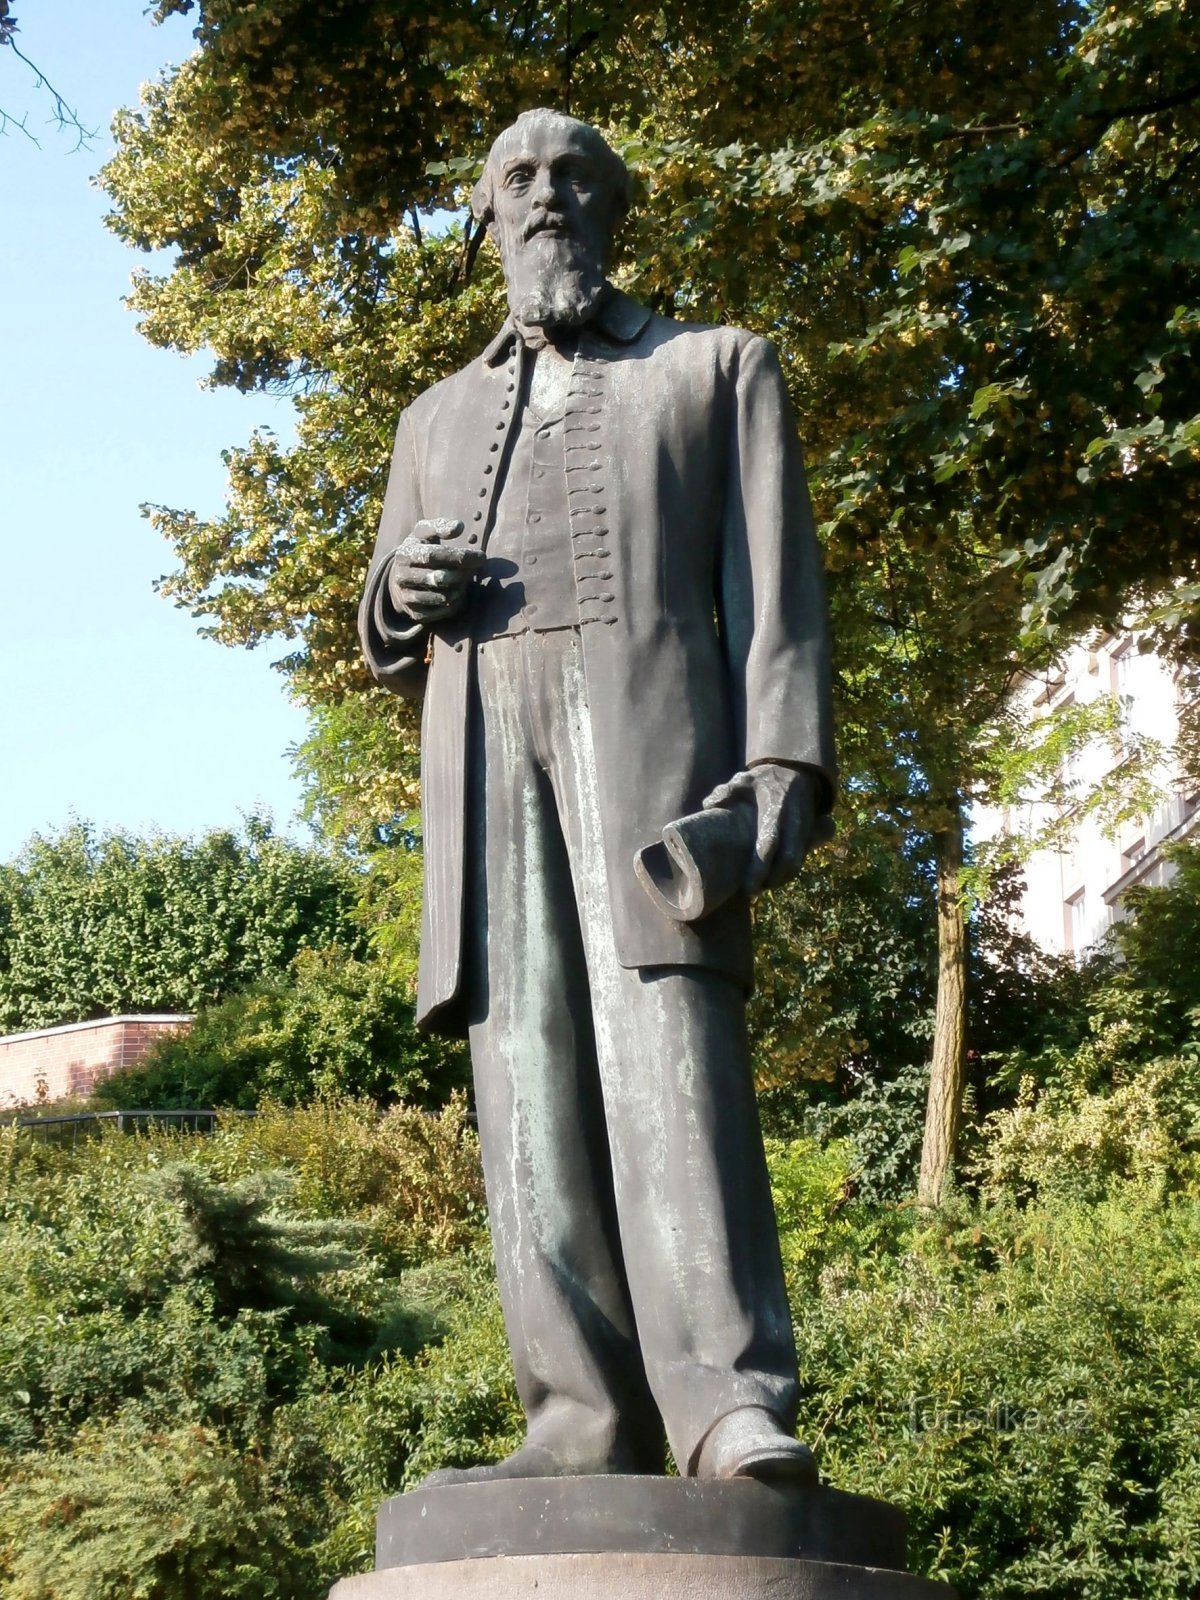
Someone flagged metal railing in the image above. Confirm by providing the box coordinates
[5,1108,249,1144]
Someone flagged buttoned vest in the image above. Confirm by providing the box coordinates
[470,353,618,640]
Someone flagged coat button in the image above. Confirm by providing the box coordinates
[454,642,464,652]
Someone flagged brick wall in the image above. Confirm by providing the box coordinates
[0,1016,193,1108]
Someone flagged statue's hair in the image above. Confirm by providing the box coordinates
[471,108,632,227]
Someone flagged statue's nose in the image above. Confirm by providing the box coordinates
[530,167,558,208]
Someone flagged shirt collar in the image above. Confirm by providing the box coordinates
[481,286,651,367]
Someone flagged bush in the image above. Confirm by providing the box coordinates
[0,1415,312,1600]
[201,1095,486,1270]
[4,1090,1200,1599]
[794,1190,1200,1599]
[95,947,470,1111]
[0,818,362,1033]
[0,1110,493,1597]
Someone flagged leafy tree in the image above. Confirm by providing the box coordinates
[0,818,361,1032]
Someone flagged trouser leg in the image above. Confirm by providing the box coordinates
[464,636,662,1470]
[534,631,799,1473]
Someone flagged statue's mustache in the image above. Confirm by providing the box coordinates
[523,213,574,243]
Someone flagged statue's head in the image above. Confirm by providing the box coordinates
[472,108,631,338]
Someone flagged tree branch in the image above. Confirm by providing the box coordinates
[1,25,96,149]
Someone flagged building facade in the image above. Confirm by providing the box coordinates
[976,633,1196,956]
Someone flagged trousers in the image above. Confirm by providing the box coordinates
[464,628,799,1474]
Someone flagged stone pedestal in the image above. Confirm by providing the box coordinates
[328,1478,955,1600]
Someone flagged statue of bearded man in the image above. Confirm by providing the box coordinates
[359,108,837,1486]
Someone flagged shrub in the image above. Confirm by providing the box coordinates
[0,818,361,1032]
[201,1095,486,1270]
[0,1414,313,1600]
[794,1190,1200,1599]
[95,947,470,1111]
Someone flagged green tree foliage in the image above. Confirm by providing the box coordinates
[0,818,361,1033]
[972,839,1200,1205]
[99,0,1200,704]
[95,946,469,1111]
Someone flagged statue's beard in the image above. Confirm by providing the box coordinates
[500,233,607,338]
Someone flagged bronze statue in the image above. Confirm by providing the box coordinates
[359,108,836,1486]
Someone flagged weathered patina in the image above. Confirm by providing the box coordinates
[359,109,836,1485]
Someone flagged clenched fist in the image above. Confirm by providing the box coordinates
[388,519,486,623]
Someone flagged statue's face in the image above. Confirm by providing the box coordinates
[486,112,614,334]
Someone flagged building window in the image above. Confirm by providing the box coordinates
[1122,838,1146,875]
[1111,643,1138,749]
[1064,888,1087,954]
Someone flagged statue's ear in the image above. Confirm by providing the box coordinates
[470,170,494,226]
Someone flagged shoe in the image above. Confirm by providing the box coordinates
[693,1406,819,1484]
[419,1439,631,1489]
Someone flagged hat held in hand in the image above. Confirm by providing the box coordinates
[634,800,758,924]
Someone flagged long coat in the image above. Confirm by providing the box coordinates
[359,289,836,1034]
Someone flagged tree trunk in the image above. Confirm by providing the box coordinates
[917,805,968,1209]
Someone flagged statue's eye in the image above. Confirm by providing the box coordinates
[504,166,534,191]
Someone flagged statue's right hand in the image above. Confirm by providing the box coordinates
[388,519,485,622]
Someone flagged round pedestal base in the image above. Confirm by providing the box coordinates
[331,1551,952,1599]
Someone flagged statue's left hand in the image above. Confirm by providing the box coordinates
[701,763,822,894]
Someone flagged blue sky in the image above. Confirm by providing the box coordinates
[0,2,310,862]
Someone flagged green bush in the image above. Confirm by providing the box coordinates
[0,1414,312,1600]
[0,1111,494,1597]
[794,1190,1200,1599]
[200,1095,486,1271]
[0,818,362,1033]
[95,947,470,1111]
[3,1098,1200,1599]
